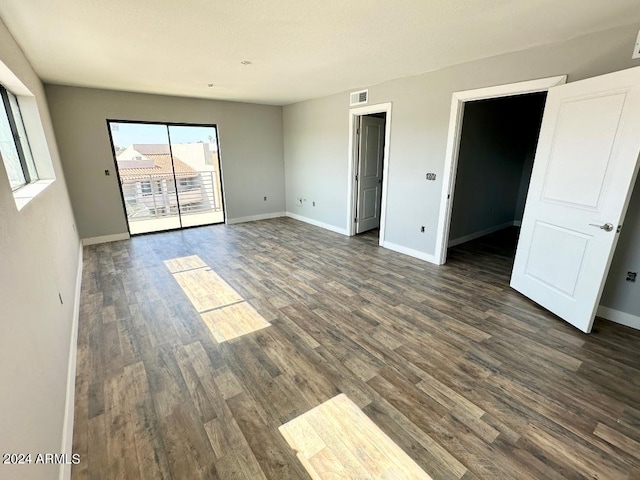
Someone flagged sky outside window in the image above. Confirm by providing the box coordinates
[110,123,218,150]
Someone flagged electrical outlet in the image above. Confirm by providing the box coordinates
[420,226,425,233]
[312,201,316,206]
[633,30,640,59]
[263,196,267,201]
[627,271,637,282]
[104,169,110,176]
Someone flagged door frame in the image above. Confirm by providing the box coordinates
[347,102,392,243]
[433,75,567,265]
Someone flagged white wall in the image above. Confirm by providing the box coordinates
[0,18,80,480]
[44,85,286,239]
[284,24,640,318]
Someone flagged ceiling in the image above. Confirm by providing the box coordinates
[1,0,639,106]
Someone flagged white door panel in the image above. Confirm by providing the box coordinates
[541,92,627,208]
[524,221,591,297]
[356,116,385,233]
[361,186,380,220]
[511,66,640,333]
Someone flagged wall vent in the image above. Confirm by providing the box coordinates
[350,89,368,106]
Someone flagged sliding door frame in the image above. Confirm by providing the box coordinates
[106,119,226,236]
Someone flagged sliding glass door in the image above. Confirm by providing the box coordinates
[167,125,224,228]
[108,121,225,235]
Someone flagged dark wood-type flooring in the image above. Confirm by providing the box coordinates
[72,219,640,479]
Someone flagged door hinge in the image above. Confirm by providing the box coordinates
[617,225,622,233]
[355,174,358,181]
[354,217,357,223]
[356,128,360,135]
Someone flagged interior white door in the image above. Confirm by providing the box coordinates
[356,115,385,234]
[511,66,640,333]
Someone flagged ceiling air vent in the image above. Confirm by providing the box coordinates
[350,89,368,106]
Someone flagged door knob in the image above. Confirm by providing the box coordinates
[589,222,614,232]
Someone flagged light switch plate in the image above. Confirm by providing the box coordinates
[633,30,640,59]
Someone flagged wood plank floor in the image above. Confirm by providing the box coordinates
[72,219,640,479]
[280,393,434,479]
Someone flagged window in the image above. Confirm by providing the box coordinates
[179,177,196,188]
[108,120,225,234]
[0,85,38,190]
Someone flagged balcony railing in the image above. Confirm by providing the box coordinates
[119,171,222,221]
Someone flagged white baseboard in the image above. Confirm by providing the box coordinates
[597,305,640,331]
[226,212,286,225]
[382,241,438,265]
[81,232,130,246]
[59,243,83,480]
[286,212,349,236]
[448,221,517,248]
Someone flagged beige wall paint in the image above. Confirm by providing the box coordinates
[45,85,285,239]
[284,24,640,317]
[0,18,80,480]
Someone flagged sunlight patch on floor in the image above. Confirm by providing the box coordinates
[202,302,270,342]
[164,254,207,273]
[164,255,270,342]
[279,393,433,480]
[172,268,243,312]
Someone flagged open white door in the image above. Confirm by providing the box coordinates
[356,116,385,234]
[511,67,640,333]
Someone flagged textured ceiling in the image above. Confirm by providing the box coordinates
[1,0,639,105]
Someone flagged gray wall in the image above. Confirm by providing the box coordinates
[601,174,640,317]
[283,24,640,317]
[449,93,545,241]
[284,24,640,253]
[45,85,285,239]
[514,150,536,222]
[0,18,80,480]
[284,93,348,228]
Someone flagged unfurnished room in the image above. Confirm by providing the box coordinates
[1,2,640,479]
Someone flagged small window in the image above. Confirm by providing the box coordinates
[0,85,38,190]
[140,180,152,194]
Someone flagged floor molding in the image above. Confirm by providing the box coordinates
[60,243,83,480]
[227,212,286,225]
[286,212,349,236]
[448,221,517,248]
[597,305,640,331]
[382,241,438,265]
[82,232,130,246]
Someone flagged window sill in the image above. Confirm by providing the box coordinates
[13,179,55,211]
